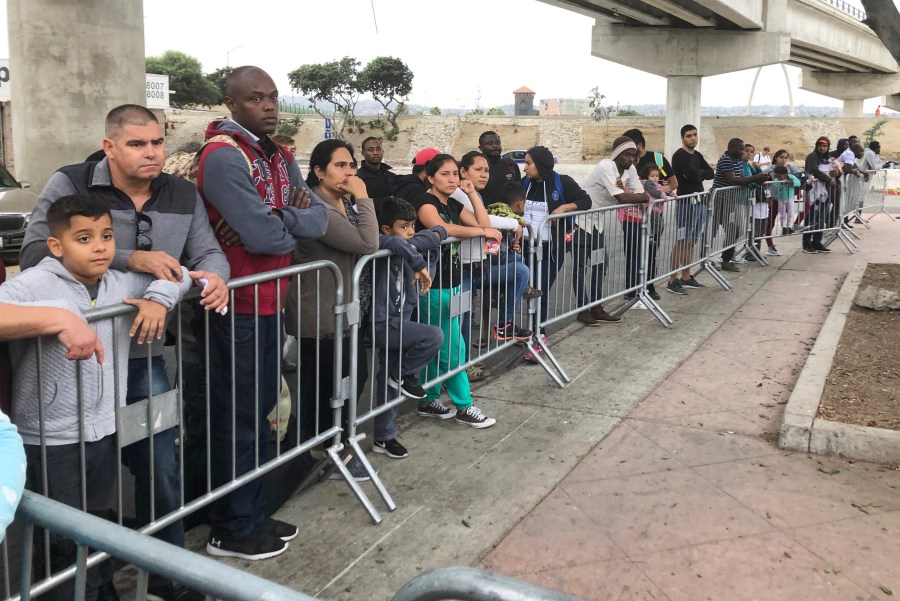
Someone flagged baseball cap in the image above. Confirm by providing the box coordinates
[412,148,441,166]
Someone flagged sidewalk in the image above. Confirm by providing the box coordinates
[480,224,900,600]
[194,221,898,601]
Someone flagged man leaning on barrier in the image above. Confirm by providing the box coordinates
[20,105,229,601]
[197,66,327,561]
[710,138,770,272]
[579,136,649,321]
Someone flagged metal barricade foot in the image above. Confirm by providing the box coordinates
[700,260,733,291]
[346,434,397,512]
[524,336,570,387]
[745,243,768,266]
[639,292,673,328]
[325,444,383,525]
[834,229,856,254]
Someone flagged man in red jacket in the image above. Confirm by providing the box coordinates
[197,66,327,561]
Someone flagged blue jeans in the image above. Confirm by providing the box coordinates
[461,255,532,345]
[122,356,184,558]
[207,313,280,539]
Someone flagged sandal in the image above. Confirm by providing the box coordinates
[524,286,543,299]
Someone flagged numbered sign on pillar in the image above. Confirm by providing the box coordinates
[145,73,170,109]
[0,59,10,102]
[324,117,332,140]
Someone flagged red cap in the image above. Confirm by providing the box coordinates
[412,148,441,166]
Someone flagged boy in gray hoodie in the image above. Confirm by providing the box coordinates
[0,194,191,601]
[369,198,446,459]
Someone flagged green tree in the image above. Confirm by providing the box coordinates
[288,57,360,139]
[429,106,442,115]
[487,107,505,115]
[617,108,642,116]
[588,87,613,133]
[205,66,233,100]
[467,107,485,116]
[863,117,889,145]
[358,56,414,130]
[145,50,220,108]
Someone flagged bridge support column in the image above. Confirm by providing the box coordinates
[665,76,702,158]
[842,99,864,118]
[8,0,145,187]
[881,94,900,113]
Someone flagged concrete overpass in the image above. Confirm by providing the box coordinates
[539,0,899,155]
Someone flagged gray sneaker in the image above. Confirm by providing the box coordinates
[666,280,688,295]
[680,277,706,289]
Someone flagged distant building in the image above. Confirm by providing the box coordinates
[513,86,537,116]
[539,98,592,117]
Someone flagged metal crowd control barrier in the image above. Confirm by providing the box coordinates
[643,192,710,326]
[11,491,318,601]
[391,567,585,601]
[855,169,893,224]
[2,261,384,600]
[700,185,755,286]
[346,229,552,512]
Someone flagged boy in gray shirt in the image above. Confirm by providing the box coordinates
[0,194,190,601]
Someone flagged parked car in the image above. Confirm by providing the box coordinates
[0,165,37,265]
[501,149,558,165]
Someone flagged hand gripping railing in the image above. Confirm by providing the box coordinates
[13,491,318,601]
[391,567,586,601]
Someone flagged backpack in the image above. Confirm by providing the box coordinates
[178,135,253,184]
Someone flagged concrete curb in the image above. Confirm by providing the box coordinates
[778,259,900,465]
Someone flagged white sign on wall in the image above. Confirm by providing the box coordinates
[145,73,170,109]
[0,59,10,102]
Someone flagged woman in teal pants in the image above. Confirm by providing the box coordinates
[411,154,503,429]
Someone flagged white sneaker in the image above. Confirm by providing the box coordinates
[632,300,648,310]
[766,246,781,256]
[732,254,748,264]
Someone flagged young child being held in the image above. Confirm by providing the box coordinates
[771,165,800,238]
[369,197,447,458]
[0,194,191,600]
[487,181,542,298]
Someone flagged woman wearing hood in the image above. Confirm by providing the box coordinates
[802,136,836,253]
[521,145,592,361]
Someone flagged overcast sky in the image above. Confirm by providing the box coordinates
[0,0,891,112]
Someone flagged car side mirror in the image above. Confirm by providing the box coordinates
[19,181,31,189]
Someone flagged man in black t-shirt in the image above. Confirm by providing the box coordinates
[478,131,521,203]
[623,128,678,194]
[668,124,715,294]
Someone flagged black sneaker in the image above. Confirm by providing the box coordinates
[680,277,706,289]
[666,280,688,295]
[206,531,288,560]
[417,400,455,419]
[328,453,373,482]
[373,438,409,459]
[455,405,496,428]
[389,374,426,399]
[259,517,299,541]
[802,244,818,254]
[813,242,831,253]
[647,286,661,301]
[147,583,204,601]
[591,306,622,323]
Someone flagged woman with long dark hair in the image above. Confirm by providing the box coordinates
[287,139,379,479]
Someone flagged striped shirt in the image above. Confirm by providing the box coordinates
[712,153,743,189]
